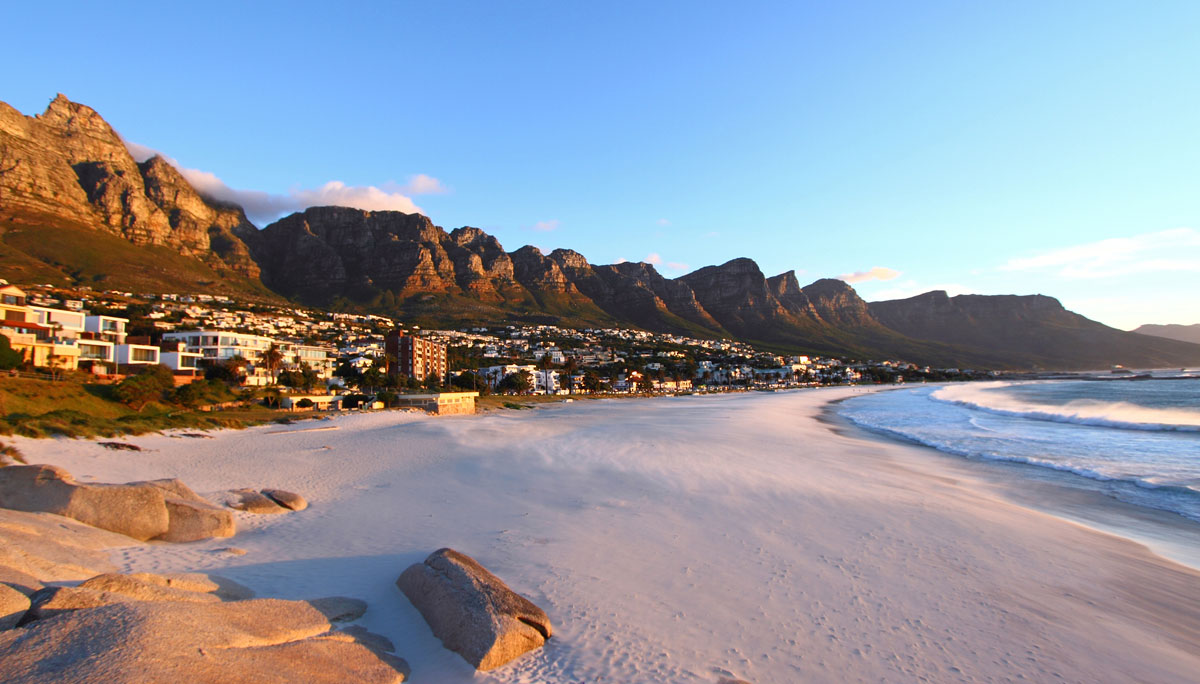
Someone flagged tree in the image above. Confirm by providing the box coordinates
[637,375,655,394]
[0,336,23,370]
[207,355,249,385]
[262,344,284,384]
[496,370,532,394]
[580,371,604,393]
[279,364,319,392]
[113,374,165,412]
[333,361,363,388]
[136,364,176,390]
[45,353,66,381]
[451,370,488,393]
[259,386,282,409]
[173,379,231,408]
[562,358,578,394]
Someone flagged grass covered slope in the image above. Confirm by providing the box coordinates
[0,209,279,300]
[0,375,286,438]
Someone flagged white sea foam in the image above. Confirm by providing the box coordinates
[930,382,1200,432]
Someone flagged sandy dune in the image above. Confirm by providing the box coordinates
[13,388,1200,683]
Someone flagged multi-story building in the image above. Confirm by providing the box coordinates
[385,330,447,382]
[162,330,274,364]
[282,343,336,379]
[84,315,128,345]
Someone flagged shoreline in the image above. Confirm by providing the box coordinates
[825,386,1200,571]
[8,388,1200,682]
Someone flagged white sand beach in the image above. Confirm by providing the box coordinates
[12,387,1200,683]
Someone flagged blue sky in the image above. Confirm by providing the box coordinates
[6,1,1199,329]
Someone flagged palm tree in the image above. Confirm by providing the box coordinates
[562,357,578,394]
[263,344,284,385]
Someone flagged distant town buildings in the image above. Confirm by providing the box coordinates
[0,277,986,399]
[385,329,448,382]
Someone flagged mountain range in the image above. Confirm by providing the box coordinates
[1133,324,1200,346]
[2,94,1199,371]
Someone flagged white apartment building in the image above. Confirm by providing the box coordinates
[162,330,274,364]
[116,344,160,366]
[85,315,128,345]
[159,341,203,375]
[29,306,87,338]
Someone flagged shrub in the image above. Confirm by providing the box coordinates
[0,336,23,370]
[295,398,314,409]
[113,373,167,411]
[134,364,176,391]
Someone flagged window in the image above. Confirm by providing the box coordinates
[132,348,157,362]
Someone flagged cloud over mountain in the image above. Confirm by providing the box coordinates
[838,266,901,283]
[123,140,437,225]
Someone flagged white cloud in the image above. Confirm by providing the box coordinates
[665,261,690,272]
[867,280,975,302]
[998,228,1200,279]
[837,266,901,283]
[124,141,159,163]
[644,253,662,265]
[400,173,447,195]
[530,220,560,232]
[123,139,432,225]
[656,218,671,226]
[614,257,629,264]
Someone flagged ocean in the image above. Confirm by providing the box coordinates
[837,374,1200,523]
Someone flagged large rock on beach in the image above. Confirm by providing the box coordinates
[396,548,552,671]
[0,507,134,590]
[0,597,409,683]
[0,465,168,540]
[140,479,236,542]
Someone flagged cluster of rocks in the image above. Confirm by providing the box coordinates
[0,464,309,543]
[0,463,558,678]
[0,568,408,683]
[222,487,308,514]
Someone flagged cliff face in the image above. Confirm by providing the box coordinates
[0,94,259,277]
[679,258,790,336]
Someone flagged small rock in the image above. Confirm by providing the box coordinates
[216,546,248,556]
[308,596,367,622]
[225,489,290,515]
[396,548,552,671]
[98,442,141,451]
[262,488,308,511]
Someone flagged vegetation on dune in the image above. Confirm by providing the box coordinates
[0,372,290,439]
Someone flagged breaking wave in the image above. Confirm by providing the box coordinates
[930,382,1200,432]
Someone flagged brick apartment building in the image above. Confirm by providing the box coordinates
[385,330,447,382]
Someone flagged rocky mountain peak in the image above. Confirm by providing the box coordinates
[548,248,591,271]
[801,278,874,326]
[0,94,260,277]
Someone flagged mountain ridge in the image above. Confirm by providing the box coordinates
[3,94,1200,370]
